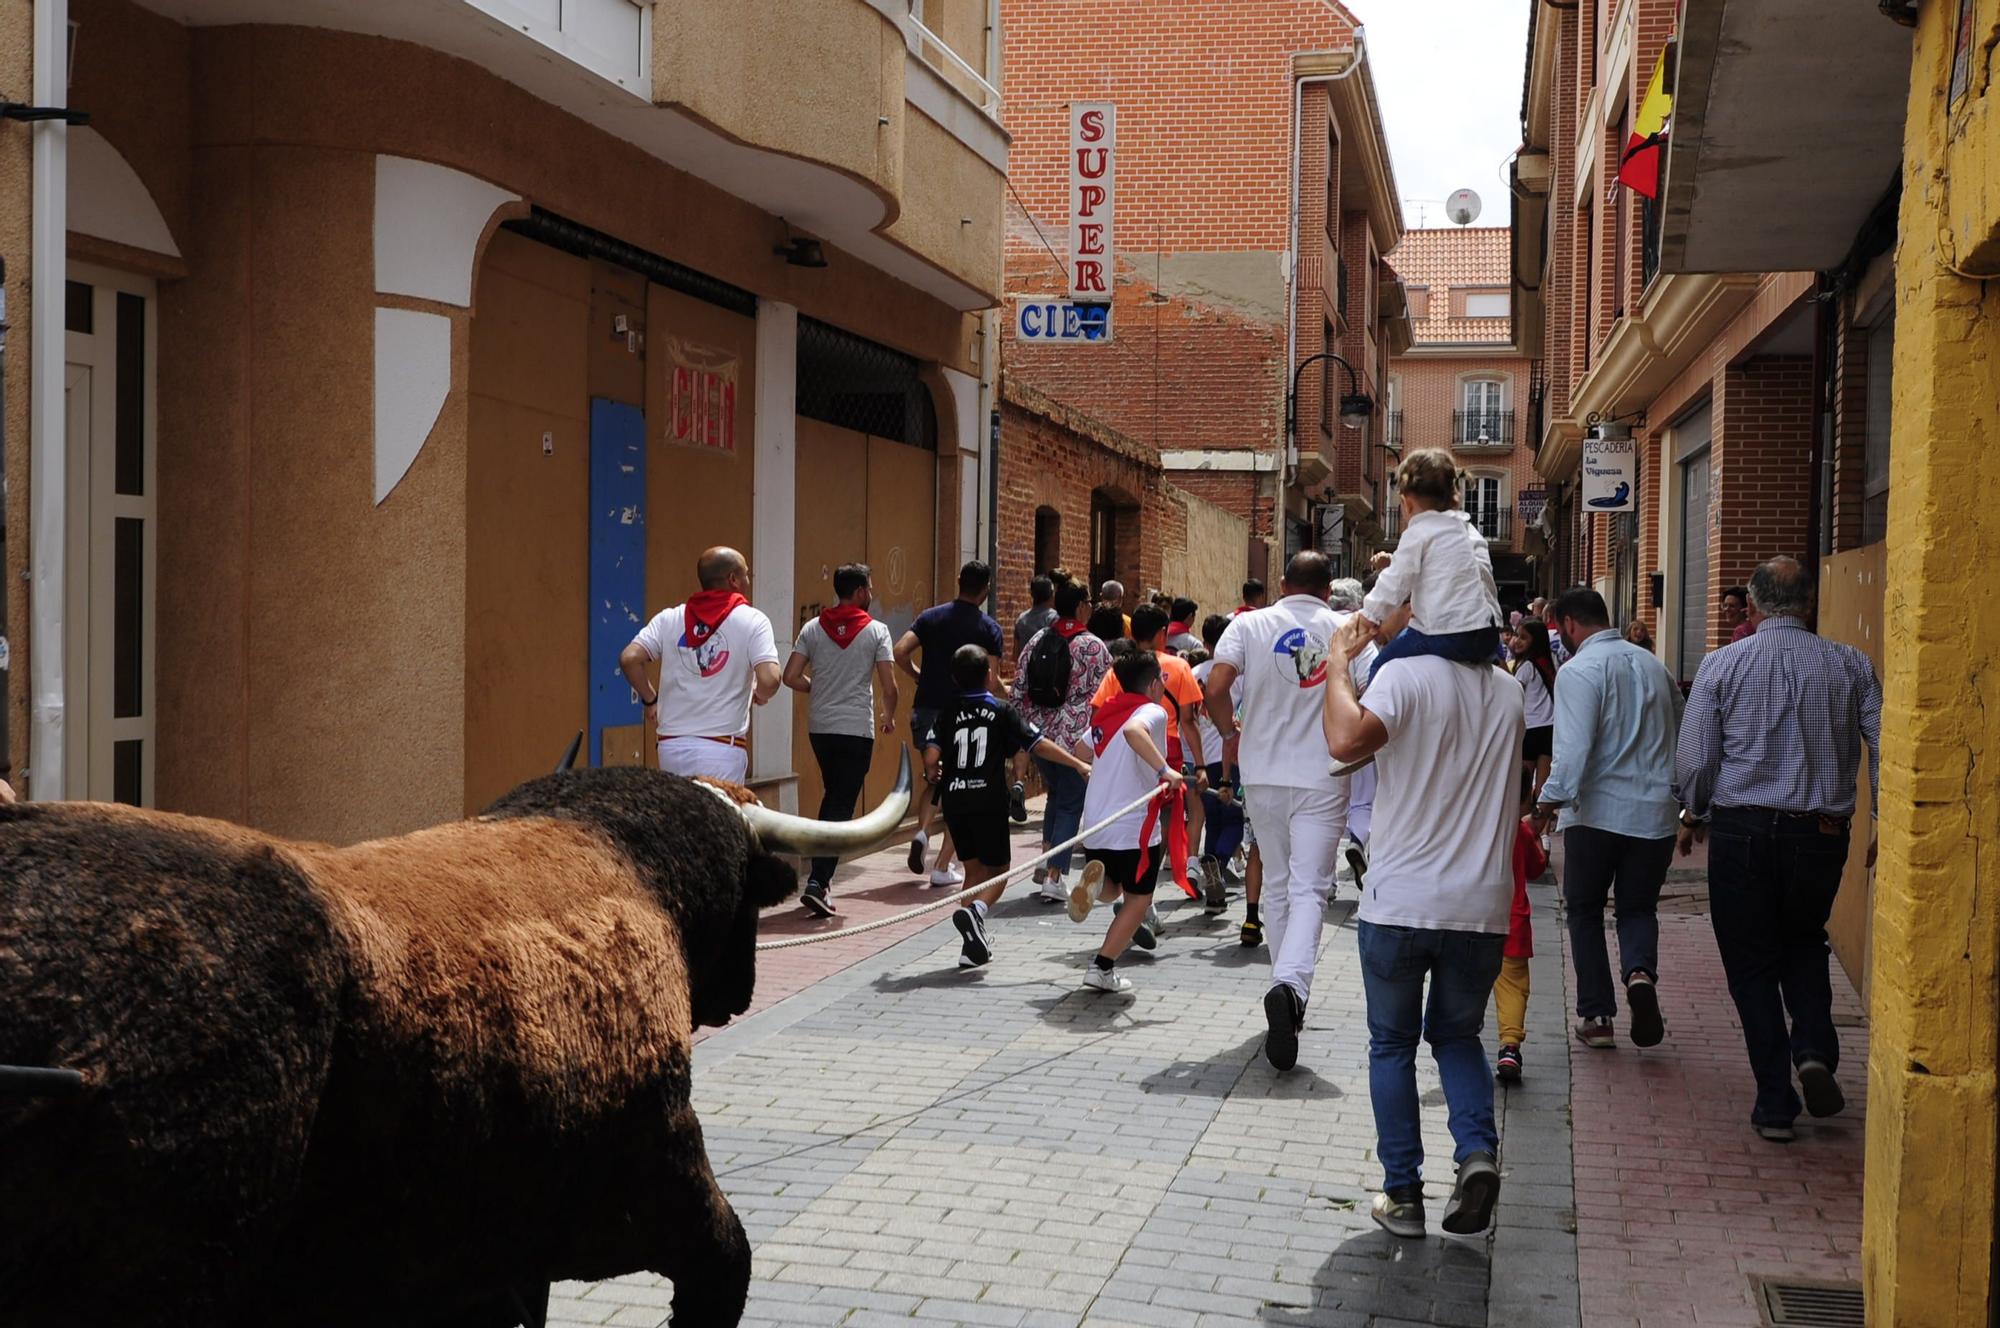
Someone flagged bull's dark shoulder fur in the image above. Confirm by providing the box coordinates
[485,768,798,1026]
[0,770,800,1328]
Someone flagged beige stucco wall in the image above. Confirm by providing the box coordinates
[1162,487,1250,627]
[26,4,988,838]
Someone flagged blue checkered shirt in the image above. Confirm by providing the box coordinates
[1674,617,1882,819]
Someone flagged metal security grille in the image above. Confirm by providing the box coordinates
[501,208,757,317]
[796,317,937,450]
[1759,1279,1865,1328]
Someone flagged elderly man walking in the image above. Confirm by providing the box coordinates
[1207,551,1372,1071]
[1534,586,1682,1051]
[621,545,781,784]
[1322,607,1525,1239]
[1676,557,1881,1142]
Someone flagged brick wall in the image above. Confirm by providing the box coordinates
[1709,355,1815,649]
[1391,352,1541,555]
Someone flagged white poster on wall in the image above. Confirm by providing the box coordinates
[1582,426,1636,511]
[1068,102,1115,302]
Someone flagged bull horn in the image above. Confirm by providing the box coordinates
[737,749,913,861]
[555,731,584,774]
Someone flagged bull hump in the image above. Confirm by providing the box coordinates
[301,818,695,1095]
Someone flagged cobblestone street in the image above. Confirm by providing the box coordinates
[553,814,1869,1328]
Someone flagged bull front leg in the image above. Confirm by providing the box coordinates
[635,1109,752,1326]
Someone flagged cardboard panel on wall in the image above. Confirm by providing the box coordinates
[865,434,937,808]
[465,230,592,814]
[791,418,872,815]
[643,282,757,616]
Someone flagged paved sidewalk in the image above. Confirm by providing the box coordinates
[1560,868,1867,1327]
[558,865,1582,1328]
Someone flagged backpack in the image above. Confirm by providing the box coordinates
[1024,630,1075,708]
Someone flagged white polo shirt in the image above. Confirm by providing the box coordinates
[1213,595,1373,792]
[632,602,779,739]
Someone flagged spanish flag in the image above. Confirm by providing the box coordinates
[1618,45,1674,199]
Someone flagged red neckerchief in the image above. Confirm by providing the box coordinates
[1136,784,1195,898]
[1234,605,1257,616]
[818,603,874,649]
[1090,692,1152,756]
[684,590,748,647]
[1168,620,1191,638]
[1054,617,1088,639]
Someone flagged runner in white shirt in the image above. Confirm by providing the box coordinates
[620,545,782,784]
[1071,649,1185,994]
[1205,551,1374,1072]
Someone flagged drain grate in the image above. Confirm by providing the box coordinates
[1759,1279,1865,1327]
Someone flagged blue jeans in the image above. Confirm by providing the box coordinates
[1035,756,1088,875]
[1201,763,1245,862]
[1356,921,1507,1192]
[1367,625,1504,681]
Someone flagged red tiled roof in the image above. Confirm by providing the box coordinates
[1387,227,1514,346]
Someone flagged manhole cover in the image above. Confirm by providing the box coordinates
[1758,1278,1864,1327]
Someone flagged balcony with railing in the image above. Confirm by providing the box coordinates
[1452,410,1516,451]
[1336,251,1350,325]
[1385,410,1404,452]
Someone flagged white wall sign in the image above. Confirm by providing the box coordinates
[1068,102,1115,302]
[1581,426,1636,511]
[1016,299,1113,344]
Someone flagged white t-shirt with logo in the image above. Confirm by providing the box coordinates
[632,602,780,739]
[1081,702,1169,851]
[1213,596,1372,792]
[1360,657,1524,933]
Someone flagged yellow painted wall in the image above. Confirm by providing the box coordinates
[1864,2,2000,1320]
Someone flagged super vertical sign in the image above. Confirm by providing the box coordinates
[1068,103,1115,302]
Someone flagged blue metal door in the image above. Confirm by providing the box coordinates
[588,398,647,766]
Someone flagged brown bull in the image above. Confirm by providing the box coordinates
[0,757,908,1327]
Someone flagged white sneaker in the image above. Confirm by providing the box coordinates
[1039,873,1069,904]
[929,863,965,888]
[1082,966,1133,994]
[1069,860,1105,923]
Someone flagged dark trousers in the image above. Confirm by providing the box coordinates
[1562,825,1675,1019]
[1706,805,1850,1126]
[807,732,876,888]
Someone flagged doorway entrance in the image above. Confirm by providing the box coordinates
[63,265,158,805]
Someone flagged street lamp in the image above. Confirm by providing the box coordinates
[1287,351,1374,443]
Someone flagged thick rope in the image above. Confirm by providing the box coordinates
[755,785,1170,952]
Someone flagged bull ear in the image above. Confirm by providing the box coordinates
[554,731,584,774]
[746,852,799,909]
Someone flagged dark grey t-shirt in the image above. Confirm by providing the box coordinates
[793,618,894,738]
[1014,606,1058,658]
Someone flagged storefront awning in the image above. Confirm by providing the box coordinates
[1659,0,1911,274]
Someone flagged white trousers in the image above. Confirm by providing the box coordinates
[1346,762,1377,847]
[657,737,749,784]
[1245,783,1350,1004]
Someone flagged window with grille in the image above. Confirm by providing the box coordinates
[1464,475,1503,538]
[796,317,938,450]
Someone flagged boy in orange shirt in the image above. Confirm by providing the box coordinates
[1495,769,1550,1082]
[1092,605,1207,873]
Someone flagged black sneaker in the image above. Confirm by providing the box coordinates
[952,906,991,967]
[1625,976,1665,1048]
[1344,843,1368,892]
[907,835,928,876]
[1441,1152,1502,1234]
[1008,781,1028,823]
[801,881,835,917]
[1797,1058,1846,1118]
[1495,1043,1522,1083]
[1263,984,1302,1071]
[1370,1186,1426,1239]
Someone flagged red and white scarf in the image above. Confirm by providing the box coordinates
[818,603,874,649]
[683,590,748,647]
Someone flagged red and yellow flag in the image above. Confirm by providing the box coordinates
[1618,46,1673,199]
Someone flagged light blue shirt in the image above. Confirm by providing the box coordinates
[1539,629,1682,839]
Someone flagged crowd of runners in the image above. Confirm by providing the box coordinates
[622,445,1883,1242]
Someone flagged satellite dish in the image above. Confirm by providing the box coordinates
[1447,188,1483,226]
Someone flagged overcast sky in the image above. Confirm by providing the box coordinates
[1345,0,1532,232]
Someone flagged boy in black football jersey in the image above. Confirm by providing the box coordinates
[925,645,1093,968]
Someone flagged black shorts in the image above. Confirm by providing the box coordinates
[942,801,1012,869]
[1085,846,1164,896]
[1523,725,1554,761]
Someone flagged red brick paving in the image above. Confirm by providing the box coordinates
[1563,864,1867,1328]
[699,811,1055,1042]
